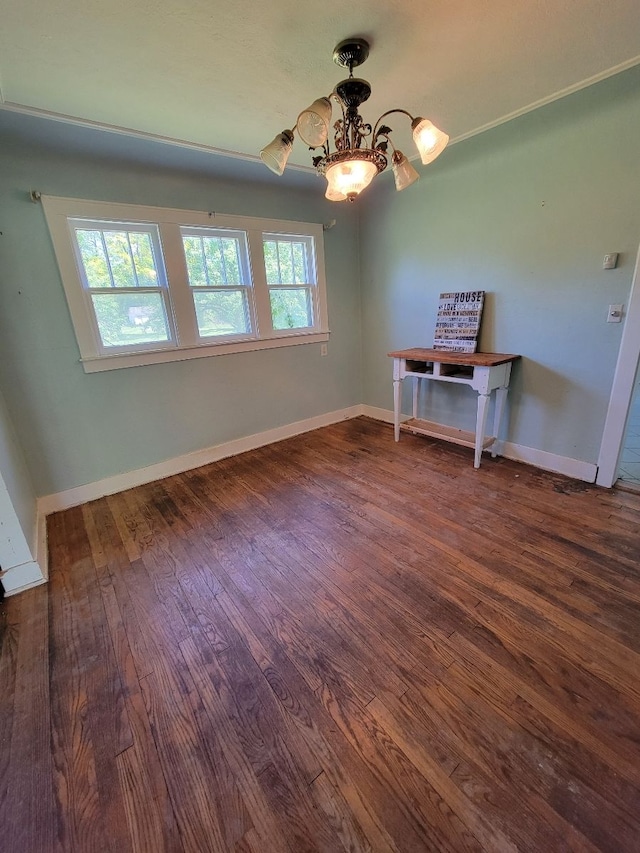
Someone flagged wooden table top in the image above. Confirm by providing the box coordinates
[387,348,521,367]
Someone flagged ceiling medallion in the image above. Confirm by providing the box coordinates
[260,37,449,202]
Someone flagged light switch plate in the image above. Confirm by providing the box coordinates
[607,304,623,323]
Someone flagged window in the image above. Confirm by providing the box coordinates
[71,220,175,352]
[42,198,329,372]
[180,227,254,340]
[263,235,316,331]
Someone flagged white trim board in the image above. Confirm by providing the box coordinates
[36,508,49,581]
[0,102,315,172]
[597,240,640,487]
[359,405,407,425]
[449,56,640,147]
[38,406,362,515]
[360,406,597,482]
[2,560,47,596]
[497,441,596,483]
[38,402,598,520]
[0,98,316,175]
[41,196,330,373]
[2,511,49,597]
[4,54,640,171]
[0,456,47,596]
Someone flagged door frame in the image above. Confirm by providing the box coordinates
[597,240,640,487]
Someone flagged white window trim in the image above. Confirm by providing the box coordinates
[42,196,330,372]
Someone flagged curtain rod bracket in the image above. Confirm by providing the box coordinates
[30,190,42,203]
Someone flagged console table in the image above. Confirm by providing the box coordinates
[388,348,521,468]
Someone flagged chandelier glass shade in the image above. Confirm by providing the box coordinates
[411,118,450,165]
[259,129,294,176]
[325,157,379,200]
[297,98,332,147]
[391,150,420,192]
[260,38,449,202]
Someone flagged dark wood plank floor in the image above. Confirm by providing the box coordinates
[2,416,640,852]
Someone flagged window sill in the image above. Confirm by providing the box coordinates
[80,331,331,373]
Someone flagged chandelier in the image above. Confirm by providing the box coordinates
[260,38,449,202]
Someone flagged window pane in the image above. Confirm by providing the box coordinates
[263,240,279,284]
[76,229,112,288]
[278,243,294,284]
[269,288,312,330]
[182,235,207,286]
[103,231,138,287]
[91,292,170,347]
[193,291,250,337]
[202,239,225,285]
[77,228,160,289]
[292,242,306,283]
[182,235,242,286]
[263,238,311,284]
[221,238,241,284]
[129,232,158,287]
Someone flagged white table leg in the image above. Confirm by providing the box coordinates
[491,386,508,458]
[412,377,419,419]
[393,378,401,441]
[474,393,490,468]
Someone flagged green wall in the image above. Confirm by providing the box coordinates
[1,64,640,499]
[359,65,640,464]
[0,116,362,496]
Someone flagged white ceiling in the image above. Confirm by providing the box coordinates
[1,0,639,170]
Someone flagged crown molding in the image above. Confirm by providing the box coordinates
[0,101,316,173]
[450,55,640,147]
[2,54,639,172]
[404,55,640,163]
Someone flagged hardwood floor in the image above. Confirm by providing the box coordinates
[2,416,640,852]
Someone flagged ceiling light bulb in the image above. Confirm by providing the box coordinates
[297,98,332,147]
[325,158,378,202]
[411,118,449,165]
[259,129,294,175]
[391,150,420,192]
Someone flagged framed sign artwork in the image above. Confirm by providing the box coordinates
[433,290,485,352]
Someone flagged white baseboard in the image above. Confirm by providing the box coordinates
[36,402,599,521]
[2,514,49,597]
[6,404,599,598]
[362,406,597,483]
[36,508,49,581]
[360,404,410,424]
[498,441,597,482]
[38,405,363,515]
[2,559,47,596]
